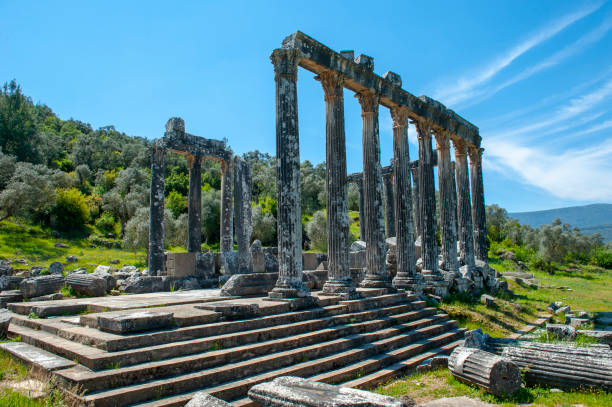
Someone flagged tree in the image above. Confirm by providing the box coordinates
[0,149,16,190]
[252,204,276,246]
[0,80,40,163]
[348,183,359,212]
[306,210,327,252]
[201,189,221,244]
[123,206,185,250]
[166,190,186,218]
[486,204,509,243]
[102,167,149,237]
[52,188,90,230]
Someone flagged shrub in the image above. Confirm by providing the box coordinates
[591,246,612,269]
[252,204,276,246]
[53,188,89,230]
[166,190,186,219]
[95,211,116,234]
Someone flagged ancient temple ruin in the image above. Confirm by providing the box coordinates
[148,118,253,278]
[271,31,490,300]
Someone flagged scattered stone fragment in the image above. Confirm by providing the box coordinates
[577,330,612,346]
[449,347,521,397]
[65,273,107,297]
[20,275,65,298]
[464,328,491,350]
[221,273,278,297]
[264,252,278,273]
[248,376,409,406]
[550,388,563,393]
[54,243,69,248]
[350,240,366,251]
[4,379,47,399]
[569,317,590,328]
[30,293,63,302]
[94,265,111,274]
[109,259,120,264]
[0,275,24,291]
[0,260,13,276]
[556,305,571,315]
[95,310,174,334]
[48,262,64,275]
[65,256,78,263]
[546,323,577,340]
[0,309,11,338]
[480,294,495,307]
[93,268,117,292]
[186,392,232,407]
[29,266,45,276]
[416,355,449,374]
[123,276,170,294]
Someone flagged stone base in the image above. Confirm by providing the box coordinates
[268,286,309,300]
[197,302,260,320]
[359,275,394,290]
[421,270,449,298]
[321,279,360,300]
[93,310,174,334]
[392,274,423,295]
[265,295,317,311]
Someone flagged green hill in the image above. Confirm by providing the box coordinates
[509,203,612,242]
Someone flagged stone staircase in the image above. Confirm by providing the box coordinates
[2,289,465,406]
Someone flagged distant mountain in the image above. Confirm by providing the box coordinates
[509,204,612,242]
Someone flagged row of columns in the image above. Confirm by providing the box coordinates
[270,48,487,299]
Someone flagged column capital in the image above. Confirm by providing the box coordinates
[316,70,344,102]
[389,105,410,128]
[270,48,301,81]
[434,131,451,151]
[355,90,380,115]
[414,119,433,141]
[468,145,484,162]
[452,138,468,156]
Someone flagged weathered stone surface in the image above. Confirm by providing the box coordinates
[0,261,13,276]
[66,273,106,297]
[93,269,116,292]
[546,323,577,340]
[149,141,166,276]
[578,330,612,346]
[0,341,75,372]
[30,293,63,302]
[464,328,490,350]
[233,156,253,274]
[453,139,476,280]
[469,146,487,263]
[166,252,196,278]
[416,355,449,374]
[65,256,78,263]
[556,305,571,315]
[123,276,170,294]
[96,310,174,334]
[0,309,11,338]
[221,272,278,297]
[350,240,366,251]
[419,397,495,407]
[186,391,232,407]
[251,240,265,273]
[196,252,216,281]
[248,376,409,406]
[302,252,327,271]
[198,302,260,320]
[264,252,279,274]
[480,294,495,307]
[349,250,366,269]
[220,160,234,254]
[449,347,521,397]
[20,275,64,299]
[188,154,203,253]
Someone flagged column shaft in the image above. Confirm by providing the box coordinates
[234,156,253,274]
[187,154,202,253]
[390,107,422,292]
[435,133,459,273]
[411,166,422,239]
[469,147,487,263]
[269,49,309,298]
[318,71,355,297]
[148,143,166,276]
[384,174,396,237]
[357,91,391,288]
[454,139,476,274]
[358,182,365,240]
[220,160,234,253]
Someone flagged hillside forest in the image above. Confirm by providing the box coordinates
[1,80,611,272]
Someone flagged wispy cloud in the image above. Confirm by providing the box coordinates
[485,138,612,200]
[434,2,603,106]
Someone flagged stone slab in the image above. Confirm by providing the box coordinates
[30,303,88,318]
[91,310,175,334]
[196,302,260,320]
[0,341,76,372]
[419,397,495,407]
[166,252,196,278]
[248,376,409,406]
[220,273,278,297]
[186,391,232,406]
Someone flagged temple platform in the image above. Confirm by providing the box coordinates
[3,288,464,406]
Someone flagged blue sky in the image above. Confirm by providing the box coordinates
[1,1,611,212]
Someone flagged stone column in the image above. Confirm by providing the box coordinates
[390,106,422,293]
[148,142,166,276]
[453,138,477,280]
[434,132,459,274]
[187,154,202,253]
[356,91,391,289]
[469,146,488,263]
[411,166,422,239]
[220,160,234,253]
[233,156,253,274]
[317,71,356,298]
[451,161,459,256]
[357,181,365,240]
[415,120,447,296]
[383,173,396,237]
[269,49,309,299]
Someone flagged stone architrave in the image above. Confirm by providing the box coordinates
[435,131,459,274]
[357,182,365,240]
[269,48,309,299]
[383,172,396,238]
[390,106,422,293]
[317,70,357,298]
[469,146,488,263]
[233,156,253,274]
[148,139,167,276]
[411,166,422,239]
[415,120,447,296]
[356,90,391,289]
[453,138,477,278]
[187,154,203,253]
[220,159,234,253]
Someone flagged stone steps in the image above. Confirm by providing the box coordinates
[135,325,463,407]
[54,307,439,392]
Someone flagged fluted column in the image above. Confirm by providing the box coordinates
[148,141,166,276]
[411,166,422,239]
[357,182,365,240]
[317,71,356,298]
[451,161,459,254]
[234,156,253,274]
[415,120,438,273]
[390,106,422,293]
[357,91,391,289]
[269,49,309,299]
[187,154,202,253]
[383,173,396,237]
[453,139,476,276]
[435,132,459,274]
[469,146,488,263]
[220,160,234,253]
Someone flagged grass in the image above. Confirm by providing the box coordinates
[375,367,612,407]
[0,219,146,273]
